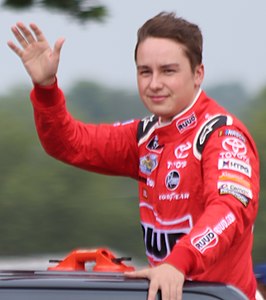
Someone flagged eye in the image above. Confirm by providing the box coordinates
[163,68,176,75]
[138,69,152,76]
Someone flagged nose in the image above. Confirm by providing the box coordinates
[149,73,163,90]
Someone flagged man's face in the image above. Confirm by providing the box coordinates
[136,37,204,122]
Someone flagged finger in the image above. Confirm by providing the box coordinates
[53,37,65,58]
[170,283,178,300]
[10,25,29,49]
[148,280,159,300]
[7,40,24,58]
[16,22,36,44]
[176,284,183,300]
[161,286,170,300]
[124,269,150,278]
[29,23,48,43]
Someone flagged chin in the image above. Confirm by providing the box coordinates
[151,108,173,119]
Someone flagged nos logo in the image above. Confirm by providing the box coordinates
[142,225,186,259]
[141,216,192,260]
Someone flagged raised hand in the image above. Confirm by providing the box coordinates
[8,22,65,86]
[125,263,185,300]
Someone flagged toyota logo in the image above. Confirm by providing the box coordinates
[222,137,247,155]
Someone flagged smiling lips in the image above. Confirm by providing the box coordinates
[149,95,168,103]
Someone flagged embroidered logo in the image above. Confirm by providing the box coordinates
[146,135,163,152]
[140,154,158,175]
[174,142,191,159]
[176,112,197,133]
[165,170,180,190]
[191,228,218,253]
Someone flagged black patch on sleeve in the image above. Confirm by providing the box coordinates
[196,115,229,155]
[137,115,159,143]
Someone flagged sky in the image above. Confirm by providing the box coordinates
[1,0,266,96]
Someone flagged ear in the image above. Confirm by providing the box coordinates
[194,64,204,86]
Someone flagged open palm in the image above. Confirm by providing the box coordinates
[8,22,65,86]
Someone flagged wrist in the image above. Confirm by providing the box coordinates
[35,76,56,87]
[31,77,62,107]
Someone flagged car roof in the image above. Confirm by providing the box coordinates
[0,248,249,300]
[0,269,248,300]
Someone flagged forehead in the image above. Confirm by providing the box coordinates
[136,37,187,65]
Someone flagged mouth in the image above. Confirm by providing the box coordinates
[149,95,168,103]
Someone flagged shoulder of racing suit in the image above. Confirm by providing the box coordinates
[193,114,233,160]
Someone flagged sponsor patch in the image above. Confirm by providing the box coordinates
[198,118,222,146]
[139,154,158,175]
[174,142,192,159]
[141,215,193,261]
[218,172,251,188]
[146,178,155,188]
[137,115,159,145]
[191,213,236,254]
[193,114,232,160]
[217,181,253,199]
[165,170,180,190]
[191,228,218,253]
[213,212,236,235]
[176,112,197,133]
[158,193,189,201]
[218,158,252,177]
[167,160,187,169]
[218,129,246,142]
[219,151,249,163]
[146,135,163,153]
[219,188,249,207]
[220,137,248,162]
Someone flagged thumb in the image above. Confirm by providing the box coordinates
[53,37,65,57]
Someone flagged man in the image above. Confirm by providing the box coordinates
[8,12,260,300]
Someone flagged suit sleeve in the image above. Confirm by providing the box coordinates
[164,124,260,276]
[30,82,140,179]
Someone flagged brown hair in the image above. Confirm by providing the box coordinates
[135,12,203,72]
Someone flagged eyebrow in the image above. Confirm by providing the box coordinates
[136,65,149,70]
[161,63,180,69]
[137,63,180,69]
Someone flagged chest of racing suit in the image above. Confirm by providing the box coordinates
[31,84,260,299]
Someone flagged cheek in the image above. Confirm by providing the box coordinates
[171,75,193,91]
[137,78,147,95]
[167,78,183,92]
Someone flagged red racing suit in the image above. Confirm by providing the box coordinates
[30,82,260,299]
